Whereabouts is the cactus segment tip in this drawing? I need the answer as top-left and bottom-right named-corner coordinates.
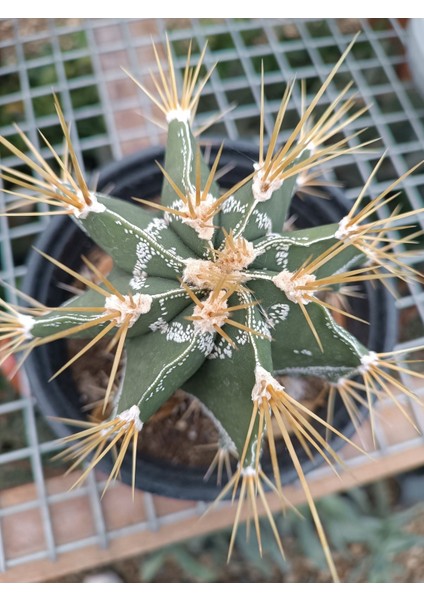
top-left (104, 293), bottom-right (152, 327)
top-left (255, 36), bottom-right (374, 204)
top-left (333, 346), bottom-right (424, 446)
top-left (53, 405), bottom-right (143, 496)
top-left (182, 231), bottom-right (256, 291)
top-left (0, 100), bottom-right (93, 217)
top-left (123, 37), bottom-right (214, 125)
top-left (208, 463), bottom-right (285, 563)
top-left (0, 306), bottom-right (36, 370)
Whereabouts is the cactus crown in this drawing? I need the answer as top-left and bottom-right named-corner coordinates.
top-left (1, 35), bottom-right (424, 582)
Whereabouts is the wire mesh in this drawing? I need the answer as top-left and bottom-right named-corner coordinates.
top-left (0, 18), bottom-right (423, 580)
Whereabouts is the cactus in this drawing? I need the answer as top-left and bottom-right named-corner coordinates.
top-left (1, 36), bottom-right (424, 582)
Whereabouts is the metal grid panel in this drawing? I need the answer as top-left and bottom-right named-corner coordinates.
top-left (0, 18), bottom-right (423, 579)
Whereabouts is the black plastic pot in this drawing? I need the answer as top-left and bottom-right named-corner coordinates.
top-left (23, 142), bottom-right (398, 501)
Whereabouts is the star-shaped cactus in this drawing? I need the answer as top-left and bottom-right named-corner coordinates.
top-left (1, 36), bottom-right (424, 582)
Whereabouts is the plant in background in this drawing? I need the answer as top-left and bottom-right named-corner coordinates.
top-left (281, 481), bottom-right (424, 582)
top-left (138, 481), bottom-right (424, 583)
top-left (0, 35), bottom-right (423, 582)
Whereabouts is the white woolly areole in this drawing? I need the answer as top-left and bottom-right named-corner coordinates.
top-left (117, 405), bottom-right (143, 432)
top-left (335, 216), bottom-right (360, 240)
top-left (359, 351), bottom-right (379, 374)
top-left (166, 107), bottom-right (191, 123)
top-left (252, 162), bottom-right (284, 202)
top-left (307, 140), bottom-right (316, 152)
top-left (183, 236), bottom-right (256, 290)
top-left (18, 314), bottom-right (35, 339)
top-left (192, 291), bottom-right (229, 334)
top-left (241, 465), bottom-right (258, 477)
top-left (299, 139), bottom-right (316, 156)
top-left (72, 191), bottom-right (106, 220)
top-left (251, 365), bottom-right (284, 406)
top-left (182, 258), bottom-right (221, 288)
top-left (182, 192), bottom-right (216, 240)
top-left (272, 270), bottom-right (316, 304)
top-left (295, 170), bottom-right (308, 188)
top-left (104, 293), bottom-right (152, 327)
top-left (219, 236), bottom-right (257, 271)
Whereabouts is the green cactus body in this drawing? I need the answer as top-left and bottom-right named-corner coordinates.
top-left (30, 272), bottom-right (191, 340)
top-left (251, 224), bottom-right (363, 276)
top-left (23, 109), bottom-right (373, 468)
top-left (77, 194), bottom-right (194, 277)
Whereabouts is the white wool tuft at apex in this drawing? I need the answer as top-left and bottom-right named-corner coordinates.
top-left (166, 107), bottom-right (191, 123)
top-left (117, 405), bottom-right (143, 431)
top-left (18, 313), bottom-right (36, 339)
top-left (272, 269), bottom-right (316, 304)
top-left (335, 216), bottom-right (360, 240)
top-left (73, 191), bottom-right (106, 220)
top-left (104, 293), bottom-right (152, 327)
top-left (192, 291), bottom-right (229, 334)
top-left (358, 351), bottom-right (379, 374)
top-left (241, 465), bottom-right (258, 477)
top-left (182, 192), bottom-right (216, 240)
top-left (182, 258), bottom-right (221, 288)
top-left (251, 365), bottom-right (283, 405)
top-left (252, 162), bottom-right (284, 202)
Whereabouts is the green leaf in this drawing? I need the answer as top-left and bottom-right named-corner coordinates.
top-left (173, 548), bottom-right (218, 582)
top-left (235, 525), bottom-right (277, 577)
top-left (140, 551), bottom-right (167, 582)
top-left (294, 513), bottom-right (329, 570)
